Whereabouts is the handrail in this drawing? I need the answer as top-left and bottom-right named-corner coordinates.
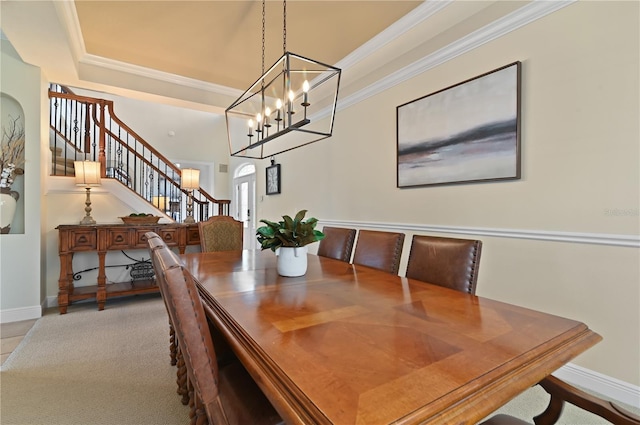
top-left (48, 84), bottom-right (230, 219)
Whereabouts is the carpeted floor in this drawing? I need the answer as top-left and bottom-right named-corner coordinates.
top-left (0, 294), bottom-right (636, 424)
top-left (0, 294), bottom-right (188, 425)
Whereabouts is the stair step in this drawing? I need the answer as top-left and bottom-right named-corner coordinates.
top-left (51, 163), bottom-right (75, 176)
top-left (52, 156), bottom-right (75, 167)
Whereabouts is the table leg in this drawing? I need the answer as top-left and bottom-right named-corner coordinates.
top-left (97, 250), bottom-right (107, 310)
top-left (57, 252), bottom-right (72, 314)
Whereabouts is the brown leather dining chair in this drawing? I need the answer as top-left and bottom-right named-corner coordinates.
top-left (198, 215), bottom-right (244, 252)
top-left (160, 263), bottom-right (283, 425)
top-left (146, 232), bottom-right (190, 405)
top-left (145, 232), bottom-right (177, 365)
top-left (352, 230), bottom-right (405, 274)
top-left (481, 374), bottom-right (640, 425)
top-left (405, 235), bottom-right (482, 294)
top-left (316, 226), bottom-right (357, 262)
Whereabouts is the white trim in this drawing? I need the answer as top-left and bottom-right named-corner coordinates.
top-left (46, 295), bottom-right (59, 309)
top-left (53, 0), bottom-right (86, 64)
top-left (336, 0), bottom-right (576, 114)
top-left (55, 1), bottom-right (242, 98)
top-left (81, 54), bottom-right (243, 98)
top-left (318, 219), bottom-right (639, 248)
top-left (335, 0), bottom-right (452, 71)
top-left (57, 0), bottom-right (574, 116)
top-left (555, 363), bottom-right (640, 408)
top-left (0, 305), bottom-right (42, 323)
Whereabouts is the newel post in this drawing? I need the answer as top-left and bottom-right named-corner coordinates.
top-left (98, 100), bottom-right (107, 178)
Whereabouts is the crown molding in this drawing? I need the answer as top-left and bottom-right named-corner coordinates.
top-left (55, 0), bottom-right (575, 113)
top-left (80, 53), bottom-right (243, 97)
top-left (53, 0), bottom-right (85, 65)
top-left (337, 0), bottom-right (576, 113)
top-left (335, 0), bottom-right (452, 71)
top-left (53, 0), bottom-right (241, 98)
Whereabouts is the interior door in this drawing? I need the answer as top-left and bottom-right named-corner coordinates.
top-left (233, 174), bottom-right (256, 249)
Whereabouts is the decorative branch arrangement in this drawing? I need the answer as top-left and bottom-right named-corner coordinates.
top-left (0, 115), bottom-right (25, 190)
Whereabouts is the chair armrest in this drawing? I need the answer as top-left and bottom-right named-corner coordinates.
top-left (534, 375), bottom-right (640, 425)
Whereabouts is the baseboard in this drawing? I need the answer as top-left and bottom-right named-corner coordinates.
top-left (555, 363), bottom-right (640, 408)
top-left (0, 305), bottom-right (42, 323)
top-left (46, 295), bottom-right (59, 308)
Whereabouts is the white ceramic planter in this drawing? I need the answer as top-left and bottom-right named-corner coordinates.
top-left (276, 246), bottom-right (308, 277)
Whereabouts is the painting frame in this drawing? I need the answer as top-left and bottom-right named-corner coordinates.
top-left (266, 163), bottom-right (281, 195)
top-left (396, 61), bottom-right (521, 188)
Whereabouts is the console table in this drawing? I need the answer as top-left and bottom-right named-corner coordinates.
top-left (56, 223), bottom-right (200, 314)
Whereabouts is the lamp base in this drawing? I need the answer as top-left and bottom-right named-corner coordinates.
top-left (80, 216), bottom-right (96, 225)
top-left (80, 187), bottom-right (96, 225)
top-left (183, 216), bottom-right (195, 224)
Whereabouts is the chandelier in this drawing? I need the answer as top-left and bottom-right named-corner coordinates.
top-left (226, 0), bottom-right (341, 159)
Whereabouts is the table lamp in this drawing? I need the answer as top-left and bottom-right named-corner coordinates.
top-left (74, 160), bottom-right (101, 225)
top-left (180, 168), bottom-right (200, 223)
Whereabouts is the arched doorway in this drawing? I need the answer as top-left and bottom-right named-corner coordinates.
top-left (233, 163), bottom-right (256, 249)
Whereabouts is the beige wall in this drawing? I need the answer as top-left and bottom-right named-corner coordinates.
top-left (1, 0), bottom-right (637, 396)
top-left (254, 1), bottom-right (640, 386)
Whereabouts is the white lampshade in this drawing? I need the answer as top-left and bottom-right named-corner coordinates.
top-left (74, 161), bottom-right (101, 187)
top-left (181, 168), bottom-right (200, 190)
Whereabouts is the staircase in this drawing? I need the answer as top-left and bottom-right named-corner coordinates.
top-left (48, 84), bottom-right (229, 220)
top-left (50, 146), bottom-right (75, 176)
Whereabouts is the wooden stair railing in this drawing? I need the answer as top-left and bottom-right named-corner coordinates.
top-left (48, 84), bottom-right (230, 219)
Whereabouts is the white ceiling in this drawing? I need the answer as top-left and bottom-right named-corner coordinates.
top-left (1, 1), bottom-right (539, 114)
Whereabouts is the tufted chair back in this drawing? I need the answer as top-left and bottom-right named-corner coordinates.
top-left (198, 216), bottom-right (244, 252)
top-left (317, 226), bottom-right (357, 262)
top-left (405, 235), bottom-right (482, 294)
top-left (352, 230), bottom-right (405, 274)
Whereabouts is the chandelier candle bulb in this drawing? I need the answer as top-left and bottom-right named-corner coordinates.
top-left (256, 113), bottom-right (262, 136)
top-left (264, 107), bottom-right (271, 127)
top-left (302, 80), bottom-right (310, 106)
top-left (288, 90), bottom-right (296, 117)
top-left (275, 99), bottom-right (283, 130)
top-left (248, 119), bottom-right (254, 140)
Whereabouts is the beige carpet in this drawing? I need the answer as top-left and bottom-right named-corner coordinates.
top-left (1, 294), bottom-right (636, 424)
top-left (0, 294), bottom-right (188, 425)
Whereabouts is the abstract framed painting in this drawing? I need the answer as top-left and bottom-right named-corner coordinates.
top-left (397, 61), bottom-right (521, 188)
top-left (266, 163), bottom-right (281, 195)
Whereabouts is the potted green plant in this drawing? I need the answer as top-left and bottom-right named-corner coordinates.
top-left (256, 209), bottom-right (325, 277)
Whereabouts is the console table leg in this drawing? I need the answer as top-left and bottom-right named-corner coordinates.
top-left (57, 252), bottom-right (72, 314)
top-left (97, 251), bottom-right (107, 311)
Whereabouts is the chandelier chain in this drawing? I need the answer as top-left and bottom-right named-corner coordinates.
top-left (283, 0), bottom-right (287, 53)
top-left (261, 0), bottom-right (266, 76)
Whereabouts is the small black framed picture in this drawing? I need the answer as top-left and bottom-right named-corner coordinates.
top-left (266, 163), bottom-right (281, 195)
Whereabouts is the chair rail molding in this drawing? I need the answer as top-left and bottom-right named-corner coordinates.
top-left (319, 220), bottom-right (639, 248)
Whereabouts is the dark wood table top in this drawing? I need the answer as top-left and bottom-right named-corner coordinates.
top-left (181, 250), bottom-right (601, 425)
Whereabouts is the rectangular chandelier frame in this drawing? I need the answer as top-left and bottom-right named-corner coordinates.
top-left (226, 51), bottom-right (341, 159)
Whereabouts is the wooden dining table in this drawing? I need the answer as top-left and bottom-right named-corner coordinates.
top-left (181, 249), bottom-right (601, 425)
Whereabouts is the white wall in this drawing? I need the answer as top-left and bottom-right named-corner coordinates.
top-left (0, 49), bottom-right (44, 321)
top-left (254, 1), bottom-right (640, 388)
